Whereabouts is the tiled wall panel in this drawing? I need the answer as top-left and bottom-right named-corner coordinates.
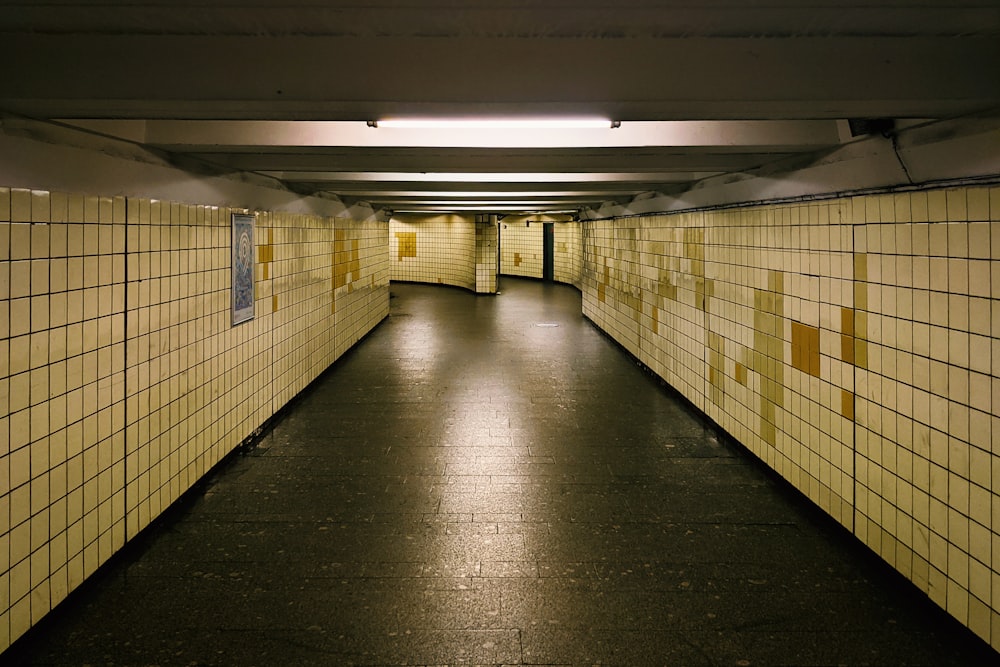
top-left (124, 198), bottom-right (265, 541)
top-left (1, 188), bottom-right (389, 651)
top-left (553, 223), bottom-right (582, 288)
top-left (500, 220), bottom-right (543, 278)
top-left (581, 185), bottom-right (1000, 649)
top-left (498, 220), bottom-right (582, 287)
top-left (851, 188), bottom-right (997, 638)
top-left (390, 218), bottom-right (476, 290)
top-left (332, 220), bottom-right (391, 359)
top-left (475, 221), bottom-right (498, 294)
top-left (0, 190), bottom-right (128, 648)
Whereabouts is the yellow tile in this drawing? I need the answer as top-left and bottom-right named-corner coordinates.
top-left (0, 186), bottom-right (10, 222)
top-left (947, 189), bottom-right (969, 222)
top-left (0, 299), bottom-right (8, 341)
top-left (49, 223), bottom-right (68, 259)
top-left (968, 222), bottom-right (990, 260)
top-left (968, 261), bottom-right (990, 299)
top-left (113, 197), bottom-right (126, 224)
top-left (853, 254), bottom-right (868, 282)
top-left (854, 282), bottom-right (868, 311)
top-left (968, 188), bottom-right (990, 222)
top-left (11, 189), bottom-right (32, 222)
top-left (928, 224), bottom-right (948, 257)
top-left (949, 330), bottom-right (970, 369)
top-left (910, 223), bottom-right (929, 256)
top-left (928, 190), bottom-right (948, 223)
top-left (906, 192), bottom-right (928, 224)
top-left (0, 223), bottom-right (9, 261)
top-left (31, 260), bottom-right (49, 295)
top-left (893, 193), bottom-right (912, 223)
top-left (97, 224), bottom-right (114, 255)
top-left (64, 193), bottom-right (83, 222)
top-left (949, 259), bottom-right (969, 295)
top-left (969, 297), bottom-right (991, 336)
top-left (99, 196), bottom-right (114, 224)
top-left (29, 225), bottom-right (49, 259)
top-left (31, 190), bottom-right (50, 223)
top-left (10, 223), bottom-right (32, 261)
top-left (84, 224), bottom-right (101, 257)
top-left (10, 299), bottom-right (31, 338)
top-left (948, 223), bottom-right (969, 258)
top-left (10, 404), bottom-right (30, 450)
top-left (84, 196), bottom-right (100, 224)
top-left (65, 224), bottom-right (83, 257)
top-left (10, 261), bottom-right (31, 299)
top-left (854, 338), bottom-right (869, 369)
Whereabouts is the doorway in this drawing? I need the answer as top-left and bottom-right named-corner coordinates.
top-left (542, 222), bottom-right (554, 282)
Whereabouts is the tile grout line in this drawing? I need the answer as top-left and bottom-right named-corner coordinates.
top-left (851, 228), bottom-right (858, 537)
top-left (122, 197), bottom-right (130, 542)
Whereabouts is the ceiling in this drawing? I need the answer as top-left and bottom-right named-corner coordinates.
top-left (2, 1), bottom-right (999, 215)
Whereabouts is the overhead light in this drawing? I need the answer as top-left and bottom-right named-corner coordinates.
top-left (318, 172), bottom-right (655, 183)
top-left (373, 200), bottom-right (603, 207)
top-left (370, 118), bottom-right (618, 130)
top-left (391, 205), bottom-right (571, 212)
top-left (269, 171), bottom-right (711, 183)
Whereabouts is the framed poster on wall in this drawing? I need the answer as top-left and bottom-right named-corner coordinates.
top-left (232, 213), bottom-right (255, 325)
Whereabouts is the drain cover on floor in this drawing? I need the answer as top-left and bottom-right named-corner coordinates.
top-left (536, 323), bottom-right (560, 327)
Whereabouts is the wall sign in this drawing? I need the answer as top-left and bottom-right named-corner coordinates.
top-left (232, 213), bottom-right (255, 325)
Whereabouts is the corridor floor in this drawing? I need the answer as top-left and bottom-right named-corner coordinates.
top-left (6, 279), bottom-right (997, 666)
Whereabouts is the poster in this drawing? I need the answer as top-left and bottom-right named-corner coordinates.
top-left (232, 213), bottom-right (255, 325)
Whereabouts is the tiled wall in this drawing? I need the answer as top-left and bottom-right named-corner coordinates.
top-left (497, 220), bottom-right (582, 287)
top-left (0, 187), bottom-right (390, 651)
top-left (499, 220), bottom-right (543, 278)
top-left (390, 217), bottom-right (476, 290)
top-left (475, 221), bottom-right (498, 294)
top-left (581, 184), bottom-right (1000, 649)
top-left (553, 222), bottom-right (582, 288)
top-left (331, 221), bottom-right (391, 358)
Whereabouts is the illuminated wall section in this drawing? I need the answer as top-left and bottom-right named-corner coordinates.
top-left (0, 187), bottom-right (390, 651)
top-left (331, 220), bottom-right (391, 357)
top-left (581, 184), bottom-right (1000, 649)
top-left (125, 198), bottom-right (270, 540)
top-left (553, 222), bottom-right (582, 288)
top-left (0, 191), bottom-right (129, 649)
top-left (499, 218), bottom-right (583, 288)
top-left (475, 220), bottom-right (498, 294)
top-left (389, 216), bottom-right (476, 290)
top-left (500, 219), bottom-right (543, 278)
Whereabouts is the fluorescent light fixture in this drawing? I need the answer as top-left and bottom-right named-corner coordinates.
top-left (376, 200), bottom-right (602, 207)
top-left (266, 172), bottom-right (714, 183)
top-left (343, 191), bottom-right (621, 198)
top-left (333, 172), bottom-right (650, 183)
top-left (392, 205), bottom-right (571, 212)
top-left (371, 118), bottom-right (617, 129)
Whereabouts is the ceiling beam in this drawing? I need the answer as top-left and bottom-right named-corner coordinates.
top-left (183, 150), bottom-right (803, 173)
top-left (5, 35), bottom-right (998, 120)
top-left (62, 119), bottom-right (844, 150)
top-left (3, 2), bottom-right (998, 40)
